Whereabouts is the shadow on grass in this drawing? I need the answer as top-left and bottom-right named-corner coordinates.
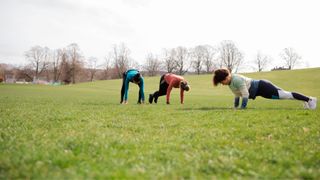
top-left (81, 102), bottom-right (115, 106)
top-left (253, 107), bottom-right (308, 111)
top-left (179, 107), bottom-right (233, 111)
top-left (179, 106), bottom-right (306, 111)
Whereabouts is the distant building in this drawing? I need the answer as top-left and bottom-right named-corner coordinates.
top-left (5, 74), bottom-right (16, 83)
top-left (271, 66), bottom-right (289, 71)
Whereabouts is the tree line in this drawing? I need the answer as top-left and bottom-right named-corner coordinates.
top-left (0, 40), bottom-right (302, 84)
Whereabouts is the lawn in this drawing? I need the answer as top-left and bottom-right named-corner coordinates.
top-left (0, 68), bottom-right (319, 179)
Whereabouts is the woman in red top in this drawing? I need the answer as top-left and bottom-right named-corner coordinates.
top-left (149, 73), bottom-right (190, 104)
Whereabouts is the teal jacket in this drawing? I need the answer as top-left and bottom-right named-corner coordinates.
top-left (123, 70), bottom-right (145, 101)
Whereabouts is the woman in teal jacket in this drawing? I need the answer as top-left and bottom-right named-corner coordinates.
top-left (120, 69), bottom-right (145, 104)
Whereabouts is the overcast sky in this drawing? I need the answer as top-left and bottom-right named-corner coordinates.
top-left (1, 0), bottom-right (319, 70)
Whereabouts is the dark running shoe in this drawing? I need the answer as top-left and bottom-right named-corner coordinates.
top-left (149, 94), bottom-right (153, 104)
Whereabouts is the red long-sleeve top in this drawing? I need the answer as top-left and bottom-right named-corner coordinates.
top-left (164, 73), bottom-right (186, 104)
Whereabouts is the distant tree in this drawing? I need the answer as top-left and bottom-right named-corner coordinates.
top-left (162, 48), bottom-right (177, 73)
top-left (190, 45), bottom-right (216, 74)
top-left (51, 49), bottom-right (64, 83)
top-left (87, 57), bottom-right (98, 81)
top-left (60, 51), bottom-right (72, 84)
top-left (202, 45), bottom-right (216, 73)
top-left (102, 55), bottom-right (112, 80)
top-left (24, 46), bottom-right (49, 81)
top-left (144, 53), bottom-right (161, 76)
top-left (174, 46), bottom-right (189, 75)
top-left (17, 65), bottom-right (33, 82)
top-left (42, 47), bottom-right (51, 81)
top-left (67, 43), bottom-right (83, 84)
top-left (253, 51), bottom-right (272, 72)
top-left (218, 40), bottom-right (243, 72)
top-left (280, 47), bottom-right (301, 70)
top-left (129, 59), bottom-right (141, 71)
top-left (191, 45), bottom-right (206, 75)
top-left (0, 64), bottom-right (5, 82)
top-left (111, 43), bottom-right (131, 78)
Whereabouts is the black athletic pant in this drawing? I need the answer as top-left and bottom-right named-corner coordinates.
top-left (137, 83), bottom-right (142, 103)
top-left (255, 80), bottom-right (280, 99)
top-left (120, 72), bottom-right (126, 103)
top-left (152, 74), bottom-right (169, 103)
top-left (255, 80), bottom-right (309, 101)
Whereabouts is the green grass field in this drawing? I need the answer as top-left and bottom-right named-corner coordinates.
top-left (1, 68), bottom-right (319, 179)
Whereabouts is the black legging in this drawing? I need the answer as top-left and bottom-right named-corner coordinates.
top-left (255, 80), bottom-right (280, 99)
top-left (256, 80), bottom-right (309, 101)
top-left (152, 75), bottom-right (169, 102)
top-left (120, 72), bottom-right (127, 103)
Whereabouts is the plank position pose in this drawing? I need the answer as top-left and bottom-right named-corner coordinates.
top-left (149, 73), bottom-right (190, 104)
top-left (213, 68), bottom-right (317, 109)
top-left (120, 69), bottom-right (145, 104)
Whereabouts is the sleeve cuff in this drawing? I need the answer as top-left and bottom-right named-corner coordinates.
top-left (241, 97), bottom-right (248, 109)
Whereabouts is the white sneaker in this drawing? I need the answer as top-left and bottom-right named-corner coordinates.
top-left (307, 97), bottom-right (317, 110)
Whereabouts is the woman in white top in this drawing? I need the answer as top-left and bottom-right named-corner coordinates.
top-left (213, 68), bottom-right (317, 110)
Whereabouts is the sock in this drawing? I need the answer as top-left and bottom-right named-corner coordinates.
top-left (278, 90), bottom-right (293, 99)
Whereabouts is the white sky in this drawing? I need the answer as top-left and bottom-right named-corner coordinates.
top-left (0, 0), bottom-right (319, 70)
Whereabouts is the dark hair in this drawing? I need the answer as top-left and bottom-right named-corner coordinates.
top-left (180, 81), bottom-right (190, 91)
top-left (213, 68), bottom-right (230, 86)
top-left (133, 73), bottom-right (141, 83)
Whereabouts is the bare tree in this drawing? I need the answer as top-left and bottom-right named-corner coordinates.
top-left (218, 40), bottom-right (243, 72)
top-left (24, 46), bottom-right (49, 81)
top-left (144, 53), bottom-right (161, 76)
top-left (42, 47), bottom-right (51, 81)
top-left (163, 48), bottom-right (177, 73)
top-left (0, 64), bottom-right (4, 82)
top-left (51, 49), bottom-right (64, 83)
top-left (280, 47), bottom-right (301, 70)
top-left (174, 46), bottom-right (189, 75)
top-left (129, 59), bottom-right (141, 71)
top-left (87, 57), bottom-right (98, 81)
top-left (253, 51), bottom-right (272, 72)
top-left (60, 49), bottom-right (72, 84)
top-left (102, 55), bottom-right (112, 80)
top-left (111, 43), bottom-right (131, 78)
top-left (191, 45), bottom-right (205, 75)
top-left (67, 43), bottom-right (83, 84)
top-left (188, 45), bottom-right (216, 74)
top-left (17, 65), bottom-right (34, 82)
top-left (203, 45), bottom-right (216, 73)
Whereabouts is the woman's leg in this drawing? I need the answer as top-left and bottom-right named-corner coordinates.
top-left (152, 75), bottom-right (168, 103)
top-left (149, 75), bottom-right (164, 103)
top-left (256, 80), bottom-right (310, 101)
top-left (120, 72), bottom-right (126, 103)
top-left (256, 80), bottom-right (317, 109)
top-left (138, 82), bottom-right (142, 103)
